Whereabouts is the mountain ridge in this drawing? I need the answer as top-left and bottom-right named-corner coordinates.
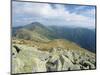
top-left (12, 22), bottom-right (96, 52)
top-left (12, 22), bottom-right (96, 74)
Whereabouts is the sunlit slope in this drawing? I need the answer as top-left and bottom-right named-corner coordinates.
top-left (36, 39), bottom-right (88, 51)
top-left (12, 22), bottom-right (96, 74)
top-left (13, 22), bottom-right (57, 42)
top-left (12, 39), bottom-right (95, 74)
top-left (13, 22), bottom-right (95, 52)
top-left (14, 28), bottom-right (50, 42)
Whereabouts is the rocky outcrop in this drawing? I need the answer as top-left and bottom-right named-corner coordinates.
top-left (12, 44), bottom-right (96, 74)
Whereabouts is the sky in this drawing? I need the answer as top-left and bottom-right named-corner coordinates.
top-left (12, 1), bottom-right (96, 28)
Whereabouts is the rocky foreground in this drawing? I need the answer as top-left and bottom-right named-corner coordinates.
top-left (12, 40), bottom-right (96, 74)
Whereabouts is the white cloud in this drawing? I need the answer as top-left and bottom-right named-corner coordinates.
top-left (13, 2), bottom-right (95, 28)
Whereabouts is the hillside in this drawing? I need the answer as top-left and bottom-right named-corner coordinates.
top-left (12, 22), bottom-right (96, 74)
top-left (12, 39), bottom-right (95, 74)
top-left (12, 22), bottom-right (96, 52)
top-left (49, 26), bottom-right (96, 52)
top-left (13, 22), bottom-right (57, 40)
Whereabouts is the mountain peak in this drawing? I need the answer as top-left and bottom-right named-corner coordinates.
top-left (30, 22), bottom-right (44, 27)
top-left (24, 22), bottom-right (45, 30)
top-left (30, 22), bottom-right (42, 25)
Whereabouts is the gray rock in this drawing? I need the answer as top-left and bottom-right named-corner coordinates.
top-left (61, 55), bottom-right (74, 71)
top-left (12, 44), bottom-right (96, 73)
top-left (70, 64), bottom-right (81, 70)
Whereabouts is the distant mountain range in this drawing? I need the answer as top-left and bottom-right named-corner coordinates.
top-left (12, 22), bottom-right (96, 52)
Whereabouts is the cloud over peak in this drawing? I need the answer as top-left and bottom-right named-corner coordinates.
top-left (12, 1), bottom-right (96, 28)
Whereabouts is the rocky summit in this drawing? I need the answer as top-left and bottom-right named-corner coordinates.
top-left (12, 22), bottom-right (96, 74)
top-left (12, 39), bottom-right (95, 74)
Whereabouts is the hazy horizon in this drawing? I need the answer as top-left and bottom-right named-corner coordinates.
top-left (12, 1), bottom-right (96, 29)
